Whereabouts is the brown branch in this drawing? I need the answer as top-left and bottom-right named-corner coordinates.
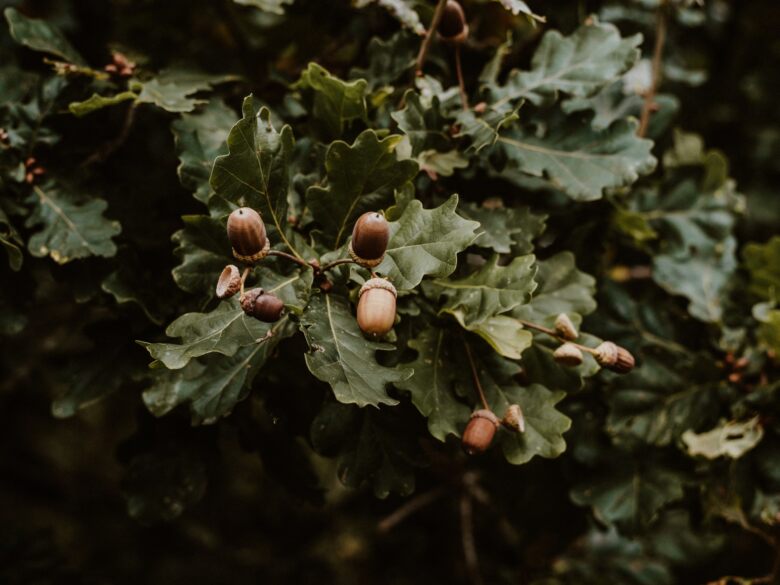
top-left (460, 493), bottom-right (484, 585)
top-left (377, 486), bottom-right (447, 534)
top-left (463, 340), bottom-right (490, 410)
top-left (637, 0), bottom-right (668, 137)
top-left (81, 102), bottom-right (138, 167)
top-left (415, 0), bottom-right (449, 76)
top-left (267, 249), bottom-right (311, 270)
top-left (516, 319), bottom-right (600, 357)
top-left (320, 258), bottom-right (356, 273)
top-left (454, 44), bottom-right (469, 111)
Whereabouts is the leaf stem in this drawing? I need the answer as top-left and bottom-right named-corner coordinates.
top-left (454, 44), bottom-right (469, 111)
top-left (516, 319), bottom-right (599, 356)
top-left (415, 0), bottom-right (449, 76)
top-left (321, 258), bottom-right (357, 273)
top-left (463, 340), bottom-right (490, 411)
top-left (637, 0), bottom-right (668, 137)
top-left (267, 249), bottom-right (310, 269)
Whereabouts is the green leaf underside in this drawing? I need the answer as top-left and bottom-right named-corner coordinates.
top-left (306, 130), bottom-right (418, 247)
top-left (300, 294), bottom-right (411, 407)
top-left (137, 70), bottom-right (237, 113)
top-left (295, 62), bottom-right (369, 137)
top-left (395, 328), bottom-right (470, 441)
top-left (26, 184), bottom-right (120, 263)
top-left (4, 7), bottom-right (86, 65)
top-left (210, 96), bottom-right (296, 250)
top-left (377, 195), bottom-right (480, 290)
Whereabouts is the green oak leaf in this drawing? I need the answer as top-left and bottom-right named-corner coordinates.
top-left (102, 262), bottom-right (170, 326)
top-left (489, 19), bottom-right (641, 109)
top-left (395, 327), bottom-right (470, 440)
top-left (25, 183), bottom-right (121, 264)
top-left (455, 106), bottom-right (519, 153)
top-left (571, 458), bottom-right (686, 530)
top-left (0, 207), bottom-right (23, 271)
top-left (233, 0), bottom-right (294, 14)
top-left (4, 7), bottom-right (86, 65)
top-left (460, 200), bottom-right (547, 255)
top-left (68, 91), bottom-right (137, 117)
top-left (306, 130), bottom-right (418, 247)
top-left (377, 195), bottom-right (480, 290)
top-left (210, 95), bottom-right (296, 248)
top-left (429, 254), bottom-right (537, 325)
top-left (513, 252), bottom-right (597, 328)
top-left (172, 99), bottom-right (234, 204)
top-left (756, 306), bottom-right (780, 356)
top-left (294, 62), bottom-right (368, 137)
top-left (496, 117), bottom-right (656, 201)
top-left (743, 236), bottom-right (780, 302)
top-left (350, 30), bottom-right (418, 91)
top-left (354, 0), bottom-right (424, 35)
top-left (137, 70), bottom-right (237, 113)
top-left (300, 294), bottom-right (412, 407)
top-left (682, 417), bottom-right (764, 460)
top-left (142, 319), bottom-right (295, 424)
top-left (456, 314), bottom-right (532, 360)
top-left (392, 90), bottom-right (450, 156)
top-left (489, 0), bottom-right (544, 21)
top-left (141, 269), bottom-right (310, 369)
top-left (311, 402), bottom-right (423, 498)
top-left (171, 215), bottom-right (233, 298)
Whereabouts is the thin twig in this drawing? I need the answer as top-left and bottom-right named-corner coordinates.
top-left (81, 102), bottom-right (138, 167)
top-left (377, 486), bottom-right (447, 533)
top-left (637, 0), bottom-right (668, 137)
top-left (463, 340), bottom-right (490, 410)
top-left (267, 249), bottom-right (311, 270)
top-left (240, 267), bottom-right (250, 296)
top-left (460, 493), bottom-right (484, 585)
top-left (454, 44), bottom-right (469, 111)
top-left (415, 0), bottom-right (449, 76)
top-left (516, 319), bottom-right (599, 356)
top-left (320, 258), bottom-right (356, 273)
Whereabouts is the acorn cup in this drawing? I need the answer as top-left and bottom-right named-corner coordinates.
top-left (554, 313), bottom-right (579, 340)
top-left (554, 342), bottom-right (584, 367)
top-left (437, 0), bottom-right (468, 44)
top-left (462, 409), bottom-right (500, 455)
top-left (349, 212), bottom-right (389, 268)
top-left (502, 404), bottom-right (525, 433)
top-left (356, 278), bottom-right (397, 337)
top-left (216, 265), bottom-right (241, 299)
top-left (227, 207), bottom-right (270, 264)
top-left (594, 341), bottom-right (636, 374)
top-left (240, 288), bottom-right (284, 322)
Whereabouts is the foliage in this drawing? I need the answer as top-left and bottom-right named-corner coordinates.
top-left (1, 1), bottom-right (779, 584)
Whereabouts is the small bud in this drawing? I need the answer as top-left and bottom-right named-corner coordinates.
top-left (554, 313), bottom-right (578, 340)
top-left (349, 212), bottom-right (389, 268)
top-left (554, 343), bottom-right (584, 367)
top-left (594, 341), bottom-right (636, 374)
top-left (437, 0), bottom-right (468, 44)
top-left (462, 410), bottom-right (499, 455)
top-left (357, 278), bottom-right (397, 337)
top-left (240, 288), bottom-right (284, 322)
top-left (227, 207), bottom-right (268, 263)
top-left (502, 404), bottom-right (525, 433)
top-left (216, 265), bottom-right (241, 299)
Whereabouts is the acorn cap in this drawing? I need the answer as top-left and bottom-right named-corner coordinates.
top-left (216, 265), bottom-right (241, 299)
top-left (462, 409), bottom-right (499, 455)
top-left (228, 207), bottom-right (268, 262)
top-left (554, 313), bottom-right (579, 340)
top-left (359, 277), bottom-right (397, 299)
top-left (437, 0), bottom-right (468, 43)
top-left (594, 341), bottom-right (636, 374)
top-left (502, 404), bottom-right (525, 433)
top-left (554, 343), bottom-right (584, 367)
top-left (351, 212), bottom-right (389, 261)
top-left (240, 288), bottom-right (264, 315)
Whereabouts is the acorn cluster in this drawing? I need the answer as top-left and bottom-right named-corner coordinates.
top-left (215, 205), bottom-right (398, 337)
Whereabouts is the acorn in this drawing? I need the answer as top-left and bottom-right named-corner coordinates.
top-left (349, 212), bottom-right (389, 268)
top-left (240, 288), bottom-right (284, 322)
top-left (502, 404), bottom-right (525, 433)
top-left (594, 341), bottom-right (636, 374)
top-left (357, 278), bottom-right (397, 337)
top-left (227, 207), bottom-right (269, 263)
top-left (554, 313), bottom-right (578, 340)
top-left (554, 343), bottom-right (584, 367)
top-left (437, 0), bottom-right (468, 44)
top-left (462, 409), bottom-right (499, 455)
top-left (216, 265), bottom-right (241, 299)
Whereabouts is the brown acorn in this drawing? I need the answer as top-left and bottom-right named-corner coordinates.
top-left (462, 409), bottom-right (499, 455)
top-left (351, 212), bottom-right (389, 260)
top-left (357, 278), bottom-right (397, 337)
top-left (554, 313), bottom-right (579, 340)
top-left (240, 288), bottom-right (284, 322)
top-left (216, 265), bottom-right (241, 299)
top-left (594, 341), bottom-right (636, 374)
top-left (437, 0), bottom-right (468, 44)
top-left (553, 343), bottom-right (584, 367)
top-left (227, 207), bottom-right (268, 263)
